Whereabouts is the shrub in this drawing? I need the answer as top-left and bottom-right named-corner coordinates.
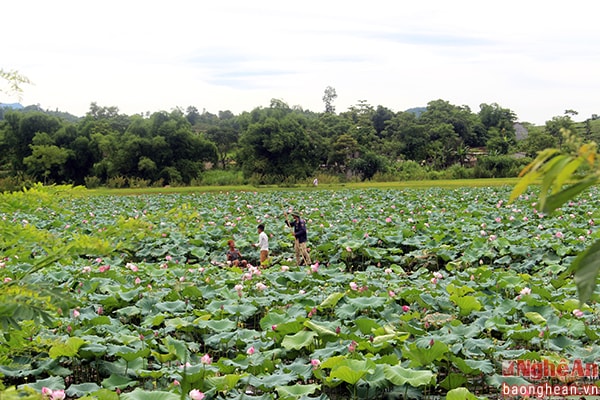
top-left (197, 170), bottom-right (245, 186)
top-left (443, 164), bottom-right (475, 179)
top-left (311, 173), bottom-right (340, 185)
top-left (391, 160), bottom-right (430, 181)
top-left (128, 177), bottom-right (150, 188)
top-left (84, 176), bottom-right (101, 189)
top-left (106, 175), bottom-right (128, 188)
top-left (473, 155), bottom-right (531, 178)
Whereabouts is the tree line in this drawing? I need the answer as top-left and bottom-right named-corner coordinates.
top-left (0, 92), bottom-right (597, 190)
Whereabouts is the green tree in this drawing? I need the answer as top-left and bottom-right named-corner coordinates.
top-left (328, 134), bottom-right (360, 172)
top-left (381, 112), bottom-right (428, 161)
top-left (545, 115), bottom-right (574, 149)
top-left (2, 111), bottom-right (62, 173)
top-left (421, 99), bottom-right (481, 148)
top-left (237, 109), bottom-right (320, 182)
top-left (23, 144), bottom-right (71, 183)
top-left (372, 105), bottom-right (394, 137)
top-left (518, 125), bottom-right (557, 157)
top-left (349, 151), bottom-right (387, 180)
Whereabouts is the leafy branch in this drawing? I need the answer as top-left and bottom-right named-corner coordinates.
top-left (510, 129), bottom-right (600, 304)
top-left (0, 68), bottom-right (32, 99)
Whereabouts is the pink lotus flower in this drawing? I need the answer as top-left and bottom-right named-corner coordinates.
top-left (200, 353), bottom-right (212, 365)
top-left (281, 265), bottom-right (290, 272)
top-left (51, 390), bottom-right (65, 400)
top-left (271, 324), bottom-right (277, 331)
top-left (402, 305), bottom-right (410, 312)
top-left (385, 217), bottom-right (392, 223)
top-left (98, 265), bottom-right (110, 273)
top-left (82, 266), bottom-right (91, 273)
top-left (135, 277), bottom-right (142, 285)
top-left (173, 379), bottom-right (180, 386)
top-left (310, 263), bottom-right (319, 273)
top-left (311, 359), bottom-right (321, 368)
top-left (349, 282), bottom-right (358, 291)
top-left (346, 246), bottom-right (352, 252)
top-left (247, 346), bottom-right (255, 355)
top-left (97, 306), bottom-right (103, 315)
top-left (127, 263), bottom-right (139, 272)
top-left (255, 282), bottom-right (267, 291)
top-left (555, 232), bottom-right (564, 238)
top-left (388, 290), bottom-right (396, 297)
top-left (520, 287), bottom-right (531, 296)
top-left (348, 340), bottom-right (357, 352)
top-left (573, 309), bottom-right (584, 318)
top-left (42, 387), bottom-right (53, 396)
top-left (189, 389), bottom-right (205, 400)
top-left (384, 268), bottom-right (392, 274)
top-left (73, 309), bottom-right (80, 318)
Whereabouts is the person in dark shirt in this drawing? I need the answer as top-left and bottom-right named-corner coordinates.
top-left (284, 211), bottom-right (312, 266)
top-left (226, 239), bottom-right (245, 267)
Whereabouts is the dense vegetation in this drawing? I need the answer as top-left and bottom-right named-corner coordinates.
top-left (1, 96), bottom-right (599, 192)
top-left (2, 184), bottom-right (599, 399)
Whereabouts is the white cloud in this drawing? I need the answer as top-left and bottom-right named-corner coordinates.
top-left (2, 0), bottom-right (599, 123)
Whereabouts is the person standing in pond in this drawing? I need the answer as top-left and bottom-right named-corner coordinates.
top-left (226, 239), bottom-right (245, 266)
top-left (253, 224), bottom-right (269, 266)
top-left (284, 211), bottom-right (311, 266)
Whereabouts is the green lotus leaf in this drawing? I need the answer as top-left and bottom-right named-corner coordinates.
top-left (196, 319), bottom-right (237, 332)
top-left (524, 312), bottom-right (546, 325)
top-left (281, 330), bottom-right (318, 350)
top-left (102, 373), bottom-right (138, 390)
top-left (49, 336), bottom-right (86, 358)
top-left (120, 388), bottom-right (180, 400)
top-left (383, 365), bottom-right (436, 387)
top-left (303, 320), bottom-right (337, 338)
top-left (66, 383), bottom-right (101, 398)
top-left (275, 383), bottom-right (320, 399)
top-left (205, 373), bottom-right (246, 392)
top-left (446, 387), bottom-right (479, 400)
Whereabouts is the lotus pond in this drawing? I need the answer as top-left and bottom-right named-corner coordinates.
top-left (1, 184), bottom-right (599, 399)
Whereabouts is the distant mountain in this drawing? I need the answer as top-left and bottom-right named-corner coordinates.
top-left (0, 102), bottom-right (24, 109)
top-left (405, 106), bottom-right (427, 117)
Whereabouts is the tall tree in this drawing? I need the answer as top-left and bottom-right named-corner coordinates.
top-left (322, 86), bottom-right (338, 114)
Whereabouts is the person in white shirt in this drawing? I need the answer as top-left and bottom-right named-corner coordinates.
top-left (254, 224), bottom-right (269, 266)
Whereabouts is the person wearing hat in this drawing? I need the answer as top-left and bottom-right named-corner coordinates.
top-left (284, 211), bottom-right (311, 266)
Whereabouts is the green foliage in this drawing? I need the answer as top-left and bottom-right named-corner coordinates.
top-left (474, 155), bottom-right (530, 178)
top-left (5, 96), bottom-right (599, 189)
top-left (511, 130), bottom-right (600, 305)
top-left (1, 184), bottom-right (599, 398)
top-left (84, 175), bottom-right (101, 189)
top-left (106, 175), bottom-right (128, 188)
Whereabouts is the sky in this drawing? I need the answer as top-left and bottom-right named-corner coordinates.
top-left (2, 0), bottom-right (599, 125)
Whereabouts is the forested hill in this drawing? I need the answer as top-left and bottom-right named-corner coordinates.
top-left (0, 98), bottom-right (598, 191)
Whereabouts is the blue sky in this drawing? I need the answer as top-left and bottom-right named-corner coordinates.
top-left (2, 0), bottom-right (599, 124)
